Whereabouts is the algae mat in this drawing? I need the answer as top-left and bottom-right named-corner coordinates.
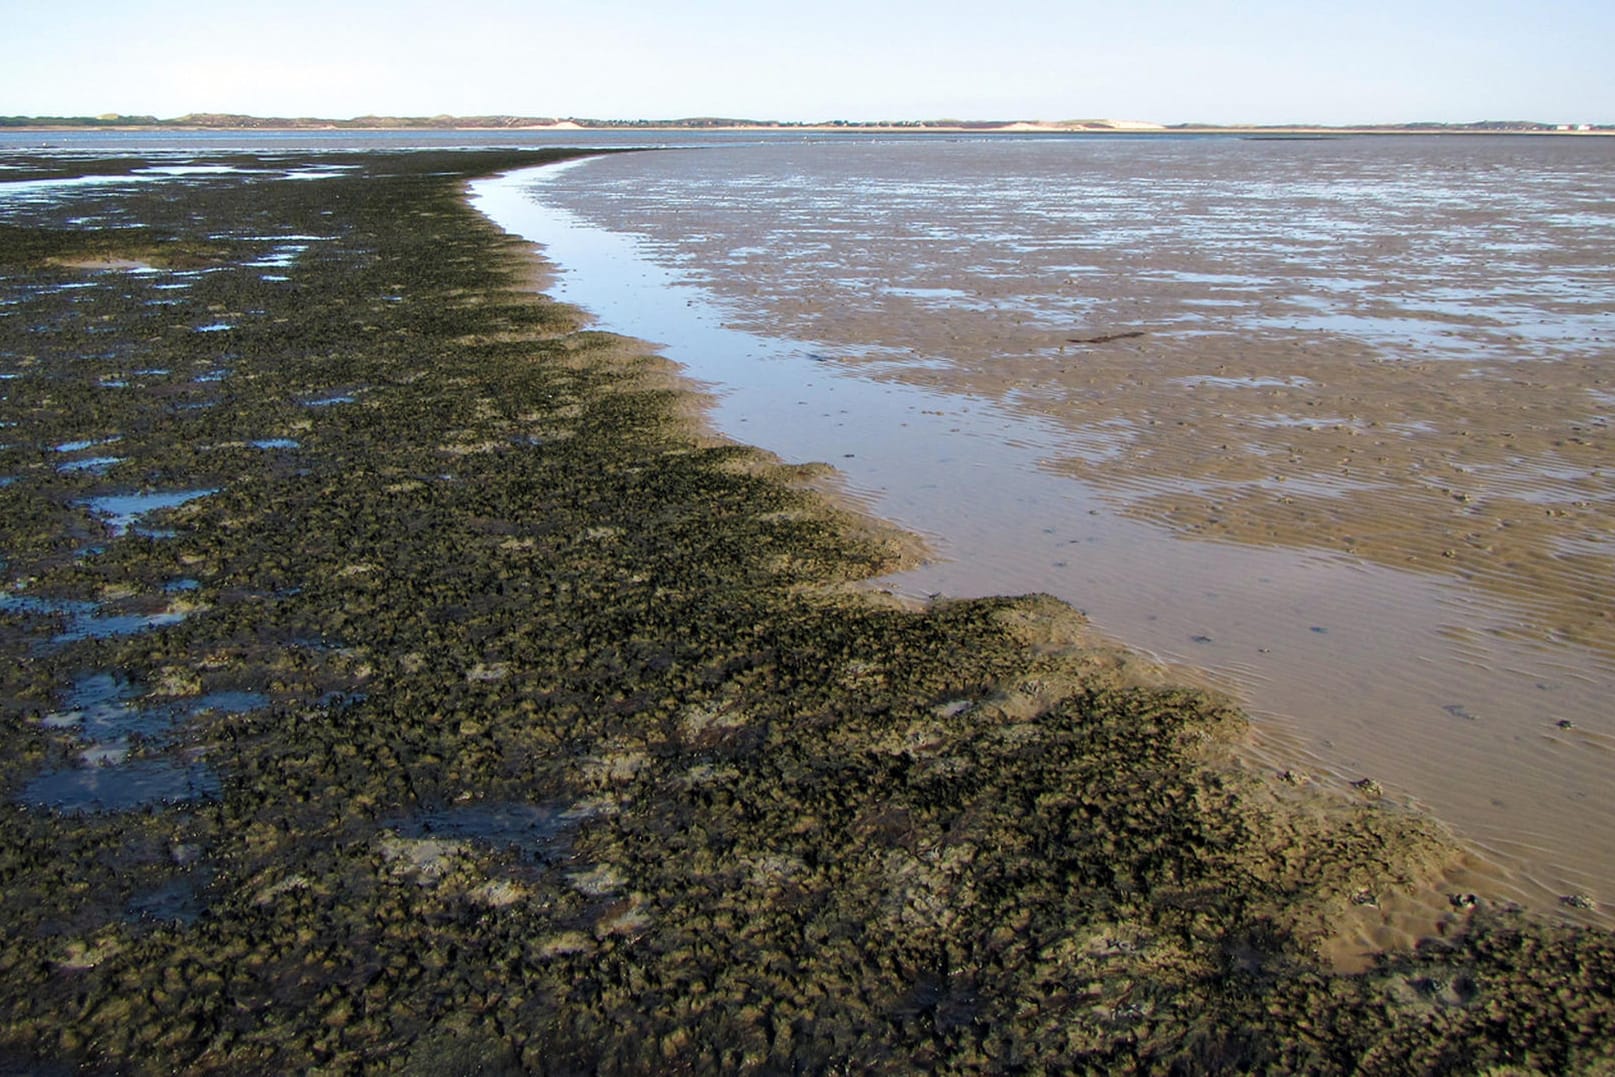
top-left (1, 149), bottom-right (1612, 1073)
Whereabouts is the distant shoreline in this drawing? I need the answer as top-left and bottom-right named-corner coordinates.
top-left (3, 115), bottom-right (1610, 136)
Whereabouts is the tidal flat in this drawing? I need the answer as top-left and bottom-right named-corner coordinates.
top-left (1, 147), bottom-right (1612, 1073)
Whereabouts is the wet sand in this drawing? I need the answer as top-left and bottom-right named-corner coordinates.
top-left (489, 135), bottom-right (1615, 920)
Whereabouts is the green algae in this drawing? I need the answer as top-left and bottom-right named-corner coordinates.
top-left (0, 148), bottom-right (1611, 1074)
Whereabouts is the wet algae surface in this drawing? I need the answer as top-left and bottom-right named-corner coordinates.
top-left (1, 148), bottom-right (1612, 1074)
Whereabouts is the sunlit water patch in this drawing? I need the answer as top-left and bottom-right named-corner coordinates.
top-left (19, 757), bottom-right (220, 813)
top-left (79, 488), bottom-right (217, 537)
top-left (18, 674), bottom-right (269, 813)
top-left (0, 592), bottom-right (193, 647)
top-left (55, 456), bottom-right (123, 475)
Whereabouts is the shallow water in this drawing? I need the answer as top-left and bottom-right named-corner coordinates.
top-left (474, 135), bottom-right (1615, 919)
top-left (17, 674), bottom-right (267, 813)
top-left (80, 488), bottom-right (218, 536)
top-left (395, 800), bottom-right (597, 862)
top-left (0, 593), bottom-right (189, 647)
top-left (20, 757), bottom-right (220, 813)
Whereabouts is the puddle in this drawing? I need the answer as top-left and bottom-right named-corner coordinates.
top-left (55, 456), bottom-right (124, 475)
top-left (248, 438), bottom-right (299, 450)
top-left (281, 168), bottom-right (357, 181)
top-left (194, 324), bottom-right (234, 334)
top-left (55, 436), bottom-right (122, 453)
top-left (56, 609), bottom-right (189, 642)
top-left (1, 593), bottom-right (100, 624)
top-left (79, 488), bottom-right (217, 537)
top-left (245, 245), bottom-right (307, 268)
top-left (1175, 375), bottom-right (1317, 389)
top-left (1, 592), bottom-right (192, 647)
top-left (19, 674), bottom-right (268, 813)
top-left (124, 875), bottom-right (207, 926)
top-left (0, 174), bottom-right (145, 201)
top-left (41, 675), bottom-right (267, 740)
top-left (396, 800), bottom-right (599, 862)
top-left (133, 165), bottom-right (248, 177)
top-left (18, 757), bottom-right (220, 813)
top-left (180, 690), bottom-right (271, 718)
top-left (39, 672), bottom-right (136, 731)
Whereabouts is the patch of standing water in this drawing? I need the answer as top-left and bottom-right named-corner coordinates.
top-left (40, 672), bottom-right (139, 729)
top-left (395, 800), bottom-right (600, 863)
top-left (55, 436), bottom-right (121, 453)
top-left (55, 456), bottom-right (123, 475)
top-left (1175, 375), bottom-right (1315, 390)
top-left (79, 488), bottom-right (217, 537)
top-left (134, 165), bottom-right (248, 177)
top-left (281, 168), bottom-right (358, 181)
top-left (0, 174), bottom-right (149, 203)
top-left (56, 609), bottom-right (189, 643)
top-left (245, 245), bottom-right (307, 269)
top-left (0, 592), bottom-right (191, 647)
top-left (18, 674), bottom-right (269, 813)
top-left (19, 758), bottom-right (220, 813)
top-left (125, 876), bottom-right (207, 927)
top-left (2, 593), bottom-right (99, 628)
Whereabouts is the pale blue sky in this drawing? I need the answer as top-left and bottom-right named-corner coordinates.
top-left (4, 0), bottom-right (1611, 125)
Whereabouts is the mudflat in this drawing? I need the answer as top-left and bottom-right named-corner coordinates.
top-left (1, 148), bottom-right (1612, 1073)
top-left (516, 135), bottom-right (1615, 915)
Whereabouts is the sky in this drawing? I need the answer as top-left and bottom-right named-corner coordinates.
top-left (3, 0), bottom-right (1612, 126)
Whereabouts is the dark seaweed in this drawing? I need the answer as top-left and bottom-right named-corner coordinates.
top-left (0, 148), bottom-right (1609, 1074)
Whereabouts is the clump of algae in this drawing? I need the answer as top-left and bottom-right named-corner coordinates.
top-left (0, 148), bottom-right (1610, 1074)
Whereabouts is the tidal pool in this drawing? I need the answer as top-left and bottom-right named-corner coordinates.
top-left (79, 488), bottom-right (218, 536)
top-left (19, 757), bottom-right (220, 813)
top-left (396, 800), bottom-right (599, 862)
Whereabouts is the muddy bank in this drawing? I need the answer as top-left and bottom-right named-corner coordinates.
top-left (0, 149), bottom-right (1612, 1073)
top-left (507, 137), bottom-right (1615, 915)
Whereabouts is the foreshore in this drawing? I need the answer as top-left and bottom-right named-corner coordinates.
top-left (2, 148), bottom-right (1612, 1072)
top-left (490, 135), bottom-right (1615, 920)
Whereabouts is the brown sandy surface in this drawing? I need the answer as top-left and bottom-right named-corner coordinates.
top-left (519, 134), bottom-right (1615, 921)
